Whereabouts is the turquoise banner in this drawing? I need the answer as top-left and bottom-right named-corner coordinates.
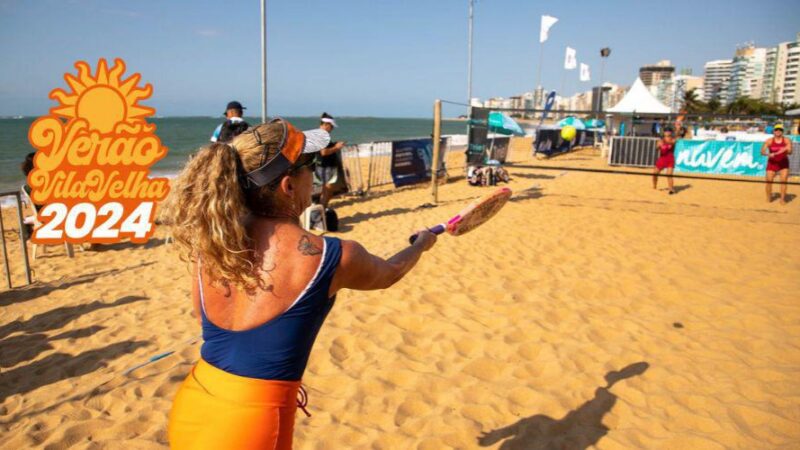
top-left (674, 140), bottom-right (766, 177)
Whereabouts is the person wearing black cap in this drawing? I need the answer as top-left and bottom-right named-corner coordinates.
top-left (210, 101), bottom-right (250, 143)
top-left (315, 113), bottom-right (346, 209)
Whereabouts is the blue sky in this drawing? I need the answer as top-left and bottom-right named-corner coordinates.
top-left (1, 0), bottom-right (798, 117)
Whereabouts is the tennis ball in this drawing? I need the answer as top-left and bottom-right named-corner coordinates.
top-left (561, 126), bottom-right (576, 142)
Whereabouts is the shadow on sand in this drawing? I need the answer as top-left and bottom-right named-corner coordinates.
top-left (0, 325), bottom-right (106, 368)
top-left (0, 295), bottom-right (148, 339)
top-left (0, 339), bottom-right (150, 402)
top-left (0, 262), bottom-right (154, 307)
top-left (91, 238), bottom-right (168, 252)
top-left (509, 185), bottom-right (545, 203)
top-left (477, 362), bottom-right (649, 450)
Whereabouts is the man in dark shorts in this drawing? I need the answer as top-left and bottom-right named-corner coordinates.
top-left (316, 113), bottom-right (345, 208)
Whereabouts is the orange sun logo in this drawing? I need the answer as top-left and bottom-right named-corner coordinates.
top-left (27, 58), bottom-right (169, 245)
top-left (48, 58), bottom-right (155, 134)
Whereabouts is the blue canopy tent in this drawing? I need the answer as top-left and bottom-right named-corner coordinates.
top-left (557, 116), bottom-right (586, 130)
top-left (483, 112), bottom-right (524, 164)
top-left (488, 112), bottom-right (526, 136)
top-left (584, 118), bottom-right (605, 130)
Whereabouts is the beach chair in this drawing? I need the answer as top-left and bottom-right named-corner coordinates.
top-left (20, 186), bottom-right (77, 260)
top-left (301, 204), bottom-right (327, 232)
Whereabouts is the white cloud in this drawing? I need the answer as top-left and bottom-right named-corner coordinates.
top-left (196, 29), bottom-right (222, 38)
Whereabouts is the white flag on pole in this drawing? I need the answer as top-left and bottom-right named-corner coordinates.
top-left (580, 63), bottom-right (591, 81)
top-left (540, 15), bottom-right (558, 43)
top-left (564, 47), bottom-right (577, 70)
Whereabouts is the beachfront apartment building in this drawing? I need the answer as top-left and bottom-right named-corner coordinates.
top-left (703, 59), bottom-right (733, 103)
top-left (640, 60), bottom-right (676, 108)
top-left (659, 74), bottom-right (705, 112)
top-left (700, 33), bottom-right (800, 106)
top-left (762, 43), bottom-right (789, 103)
top-left (483, 97), bottom-right (514, 111)
top-left (479, 83), bottom-right (627, 115)
top-left (533, 86), bottom-right (545, 110)
top-left (726, 44), bottom-right (767, 104)
top-left (639, 60), bottom-right (675, 88)
top-left (760, 33), bottom-right (800, 105)
top-left (781, 36), bottom-right (800, 105)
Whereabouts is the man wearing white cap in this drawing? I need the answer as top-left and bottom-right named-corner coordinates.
top-left (316, 112), bottom-right (346, 208)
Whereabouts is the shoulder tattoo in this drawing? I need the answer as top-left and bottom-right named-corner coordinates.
top-left (298, 235), bottom-right (322, 256)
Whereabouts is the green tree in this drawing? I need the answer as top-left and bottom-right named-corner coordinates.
top-left (780, 103), bottom-right (800, 115)
top-left (706, 98), bottom-right (721, 114)
top-left (724, 97), bottom-right (782, 116)
top-left (681, 88), bottom-right (705, 114)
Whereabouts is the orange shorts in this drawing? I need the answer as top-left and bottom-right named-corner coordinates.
top-left (168, 358), bottom-right (301, 450)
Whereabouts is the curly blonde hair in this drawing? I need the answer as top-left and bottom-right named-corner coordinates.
top-left (163, 122), bottom-right (295, 291)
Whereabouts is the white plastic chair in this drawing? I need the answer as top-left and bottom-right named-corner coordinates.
top-left (301, 204), bottom-right (327, 232)
top-left (20, 186), bottom-right (77, 260)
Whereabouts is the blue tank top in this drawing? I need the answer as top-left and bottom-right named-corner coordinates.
top-left (199, 236), bottom-right (341, 381)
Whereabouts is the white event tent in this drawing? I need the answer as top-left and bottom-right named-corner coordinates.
top-left (607, 78), bottom-right (671, 114)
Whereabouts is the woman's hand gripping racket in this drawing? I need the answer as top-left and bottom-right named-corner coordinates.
top-left (409, 187), bottom-right (512, 244)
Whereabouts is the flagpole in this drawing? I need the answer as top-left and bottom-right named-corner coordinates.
top-left (260, 0), bottom-right (267, 122)
top-left (560, 70), bottom-right (567, 118)
top-left (467, 0), bottom-right (474, 110)
top-left (536, 44), bottom-right (544, 90)
top-left (536, 43), bottom-right (543, 119)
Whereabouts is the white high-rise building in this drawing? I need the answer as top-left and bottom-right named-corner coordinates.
top-left (532, 86), bottom-right (545, 109)
top-left (665, 75), bottom-right (705, 112)
top-left (703, 59), bottom-right (733, 104)
top-left (726, 44), bottom-right (767, 103)
top-left (762, 43), bottom-right (789, 103)
top-left (782, 36), bottom-right (800, 105)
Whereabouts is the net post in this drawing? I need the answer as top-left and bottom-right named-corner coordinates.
top-left (0, 204), bottom-right (11, 289)
top-left (431, 99), bottom-right (442, 204)
top-left (15, 193), bottom-right (32, 285)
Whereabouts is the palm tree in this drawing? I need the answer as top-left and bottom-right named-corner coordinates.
top-left (725, 97), bottom-right (748, 115)
top-left (706, 98), bottom-right (721, 114)
top-left (681, 89), bottom-right (704, 114)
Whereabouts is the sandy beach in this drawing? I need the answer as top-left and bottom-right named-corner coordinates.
top-left (1, 146), bottom-right (799, 449)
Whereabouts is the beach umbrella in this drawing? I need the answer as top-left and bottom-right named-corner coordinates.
top-left (584, 118), bottom-right (605, 129)
top-left (557, 116), bottom-right (586, 130)
top-left (488, 112), bottom-right (525, 136)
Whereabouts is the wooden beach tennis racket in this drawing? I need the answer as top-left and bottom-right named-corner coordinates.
top-left (409, 187), bottom-right (512, 244)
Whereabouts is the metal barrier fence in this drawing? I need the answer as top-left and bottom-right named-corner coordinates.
top-left (340, 144), bottom-right (366, 195)
top-left (367, 141), bottom-right (393, 189)
top-left (337, 136), bottom-right (468, 194)
top-left (0, 191), bottom-right (32, 288)
top-left (443, 139), bottom-right (467, 174)
top-left (610, 137), bottom-right (800, 175)
top-left (608, 136), bottom-right (659, 167)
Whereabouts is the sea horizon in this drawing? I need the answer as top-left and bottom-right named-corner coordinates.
top-left (0, 116), bottom-right (469, 194)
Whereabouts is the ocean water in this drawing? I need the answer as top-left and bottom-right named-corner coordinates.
top-left (0, 116), bottom-right (466, 193)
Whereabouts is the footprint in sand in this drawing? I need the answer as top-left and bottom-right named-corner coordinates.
top-left (394, 398), bottom-right (431, 426)
top-left (329, 335), bottom-right (354, 363)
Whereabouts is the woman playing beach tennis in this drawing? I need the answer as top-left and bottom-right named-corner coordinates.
top-left (165, 119), bottom-right (437, 449)
top-left (652, 128), bottom-right (676, 195)
top-left (762, 123), bottom-right (792, 204)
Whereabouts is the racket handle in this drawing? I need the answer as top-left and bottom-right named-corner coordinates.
top-left (409, 224), bottom-right (446, 245)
